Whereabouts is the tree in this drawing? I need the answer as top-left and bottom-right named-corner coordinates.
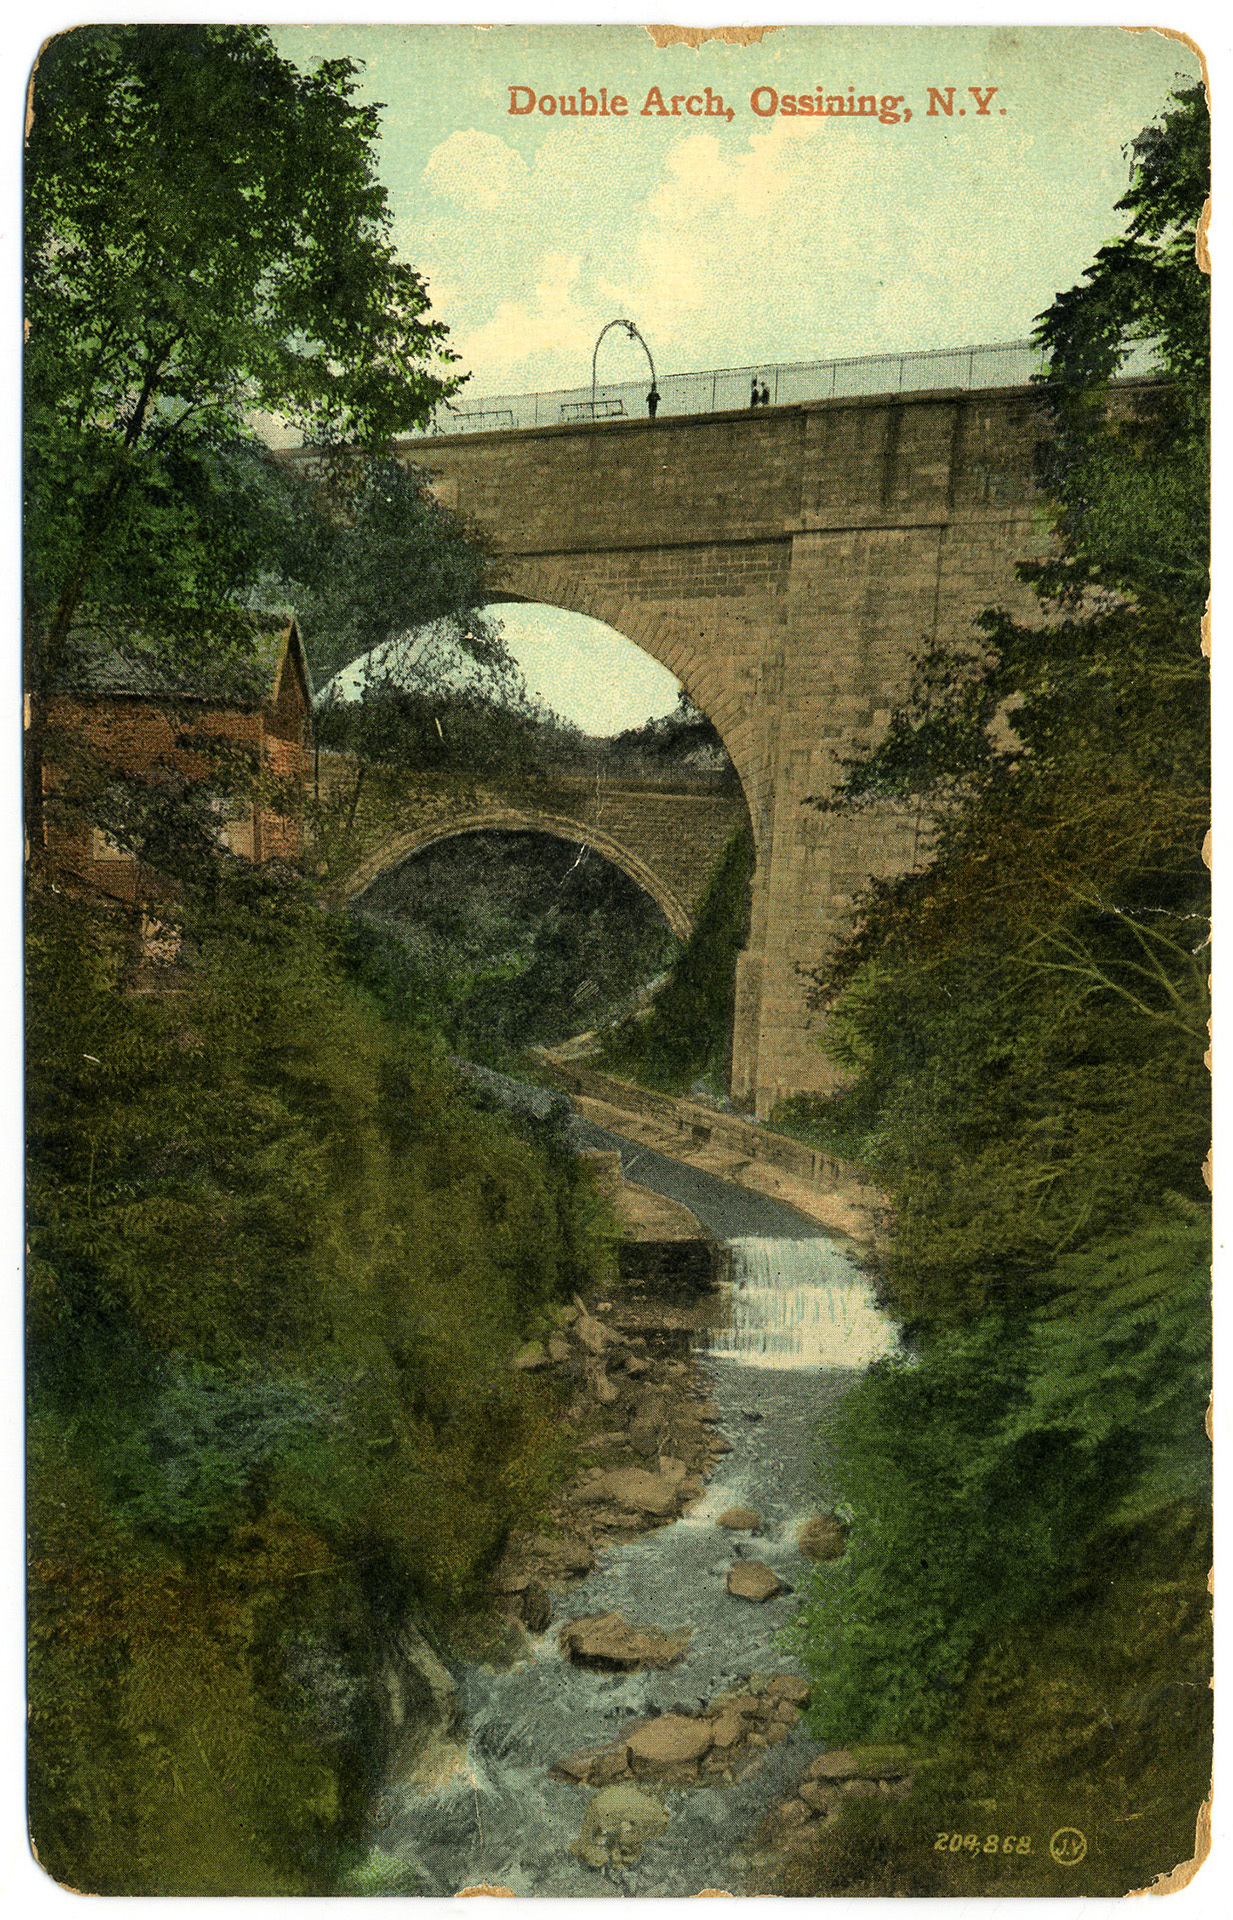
top-left (273, 455), bottom-right (503, 694)
top-left (1031, 80), bottom-right (1209, 610)
top-left (23, 23), bottom-right (469, 840)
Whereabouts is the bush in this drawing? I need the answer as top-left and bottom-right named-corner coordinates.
top-left (597, 825), bottom-right (751, 1094)
top-left (784, 1211), bottom-right (1210, 1744)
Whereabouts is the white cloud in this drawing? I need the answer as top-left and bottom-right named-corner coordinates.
top-left (423, 129), bottom-right (529, 209)
top-left (453, 252), bottom-right (599, 384)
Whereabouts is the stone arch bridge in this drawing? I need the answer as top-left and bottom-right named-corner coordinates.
top-left (385, 381), bottom-right (1062, 1117)
top-left (329, 763), bottom-right (747, 943)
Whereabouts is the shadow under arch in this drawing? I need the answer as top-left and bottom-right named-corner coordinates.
top-left (338, 806), bottom-right (694, 940)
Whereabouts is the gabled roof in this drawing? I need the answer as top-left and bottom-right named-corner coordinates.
top-left (54, 611), bottom-right (313, 710)
top-left (262, 620), bottom-right (315, 713)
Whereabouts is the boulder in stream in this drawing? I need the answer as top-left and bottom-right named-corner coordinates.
top-left (576, 1468), bottom-right (679, 1517)
top-left (493, 1532), bottom-right (596, 1593)
top-left (626, 1713), bottom-right (714, 1775)
top-left (520, 1579), bottom-right (552, 1633)
top-left (725, 1561), bottom-right (788, 1604)
top-left (559, 1611), bottom-right (691, 1672)
top-left (570, 1784), bottom-right (669, 1869)
top-left (716, 1506), bottom-right (760, 1531)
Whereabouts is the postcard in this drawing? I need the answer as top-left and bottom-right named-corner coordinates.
top-left (20, 17), bottom-right (1213, 1904)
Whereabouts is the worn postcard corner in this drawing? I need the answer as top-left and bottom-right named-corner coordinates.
top-left (20, 17), bottom-right (1214, 1907)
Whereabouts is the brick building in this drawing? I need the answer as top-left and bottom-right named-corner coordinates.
top-left (40, 614), bottom-right (313, 911)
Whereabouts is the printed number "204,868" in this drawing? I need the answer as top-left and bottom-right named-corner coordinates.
top-left (935, 1833), bottom-right (1033, 1855)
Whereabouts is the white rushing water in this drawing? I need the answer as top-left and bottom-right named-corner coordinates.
top-left (700, 1236), bottom-right (900, 1370)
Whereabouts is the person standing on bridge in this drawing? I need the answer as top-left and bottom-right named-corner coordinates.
top-left (760, 381), bottom-right (770, 407)
top-left (646, 384), bottom-right (660, 419)
top-left (750, 377), bottom-right (759, 410)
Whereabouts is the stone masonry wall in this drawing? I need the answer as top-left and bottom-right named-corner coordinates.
top-left (397, 384), bottom-right (1055, 1115)
top-left (333, 765), bottom-right (747, 940)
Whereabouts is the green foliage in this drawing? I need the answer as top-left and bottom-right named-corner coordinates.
top-left (25, 24), bottom-right (462, 684)
top-left (27, 1440), bottom-right (367, 1895)
top-left (338, 1847), bottom-right (425, 1895)
top-left (277, 455), bottom-right (503, 691)
top-left (783, 1212), bottom-right (1209, 1744)
top-left (598, 825), bottom-right (752, 1094)
top-left (334, 912), bottom-right (453, 1041)
top-left (26, 873), bottom-right (611, 1892)
top-left (347, 832), bottom-right (678, 1067)
top-left (764, 1506), bottom-right (1210, 1899)
top-left (24, 27), bottom-right (501, 874)
top-left (601, 692), bottom-right (738, 786)
top-left (105, 1362), bottom-right (325, 1550)
top-left (1032, 82), bottom-right (1209, 611)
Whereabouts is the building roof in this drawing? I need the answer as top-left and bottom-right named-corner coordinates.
top-left (54, 611), bottom-right (313, 710)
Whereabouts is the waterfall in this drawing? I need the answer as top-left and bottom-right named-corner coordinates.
top-left (699, 1236), bottom-right (899, 1369)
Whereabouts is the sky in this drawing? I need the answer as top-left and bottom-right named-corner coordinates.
top-left (327, 604), bottom-right (686, 735)
top-left (271, 19), bottom-right (1203, 734)
top-left (268, 20), bottom-right (1204, 398)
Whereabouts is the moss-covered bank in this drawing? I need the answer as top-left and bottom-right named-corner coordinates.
top-left (26, 871), bottom-right (614, 1894)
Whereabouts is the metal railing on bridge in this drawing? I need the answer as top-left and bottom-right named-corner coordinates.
top-left (421, 336), bottom-right (1162, 438)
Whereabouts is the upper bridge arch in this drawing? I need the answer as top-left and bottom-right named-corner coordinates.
top-left (484, 562), bottom-right (772, 853)
top-left (397, 386), bottom-right (1050, 1112)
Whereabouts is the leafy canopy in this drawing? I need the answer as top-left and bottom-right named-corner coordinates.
top-left (25, 23), bottom-right (466, 696)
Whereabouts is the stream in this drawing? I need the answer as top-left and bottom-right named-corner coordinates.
top-left (370, 1069), bottom-right (899, 1896)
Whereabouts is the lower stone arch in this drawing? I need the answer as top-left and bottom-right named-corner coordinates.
top-left (336, 806), bottom-right (695, 940)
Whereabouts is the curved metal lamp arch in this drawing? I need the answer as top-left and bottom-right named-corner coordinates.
top-left (592, 319), bottom-right (657, 415)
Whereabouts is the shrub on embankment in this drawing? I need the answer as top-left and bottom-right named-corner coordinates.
top-left (26, 871), bottom-right (611, 1894)
top-left (772, 990), bottom-right (1206, 1889)
top-left (596, 825), bottom-right (751, 1096)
